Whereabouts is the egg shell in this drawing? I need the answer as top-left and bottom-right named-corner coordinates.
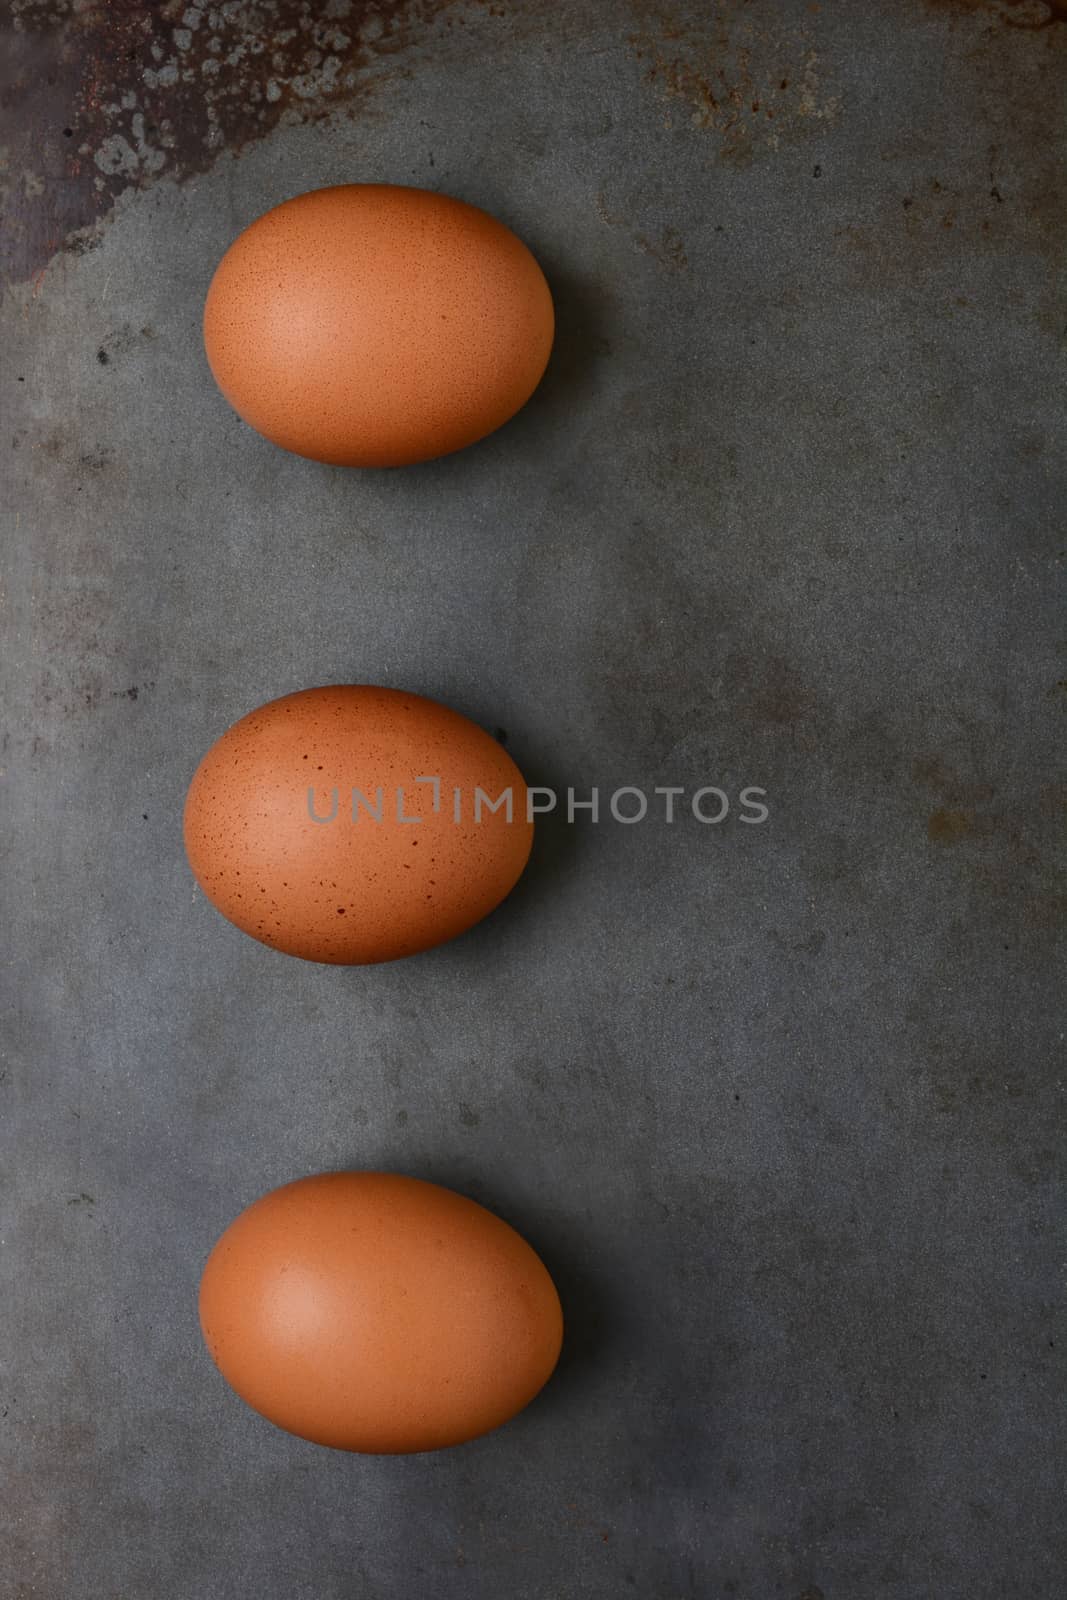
top-left (203, 184), bottom-right (555, 467)
top-left (182, 685), bottom-right (533, 964)
top-left (199, 1172), bottom-right (564, 1454)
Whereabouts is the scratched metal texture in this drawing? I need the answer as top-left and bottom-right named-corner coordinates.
top-left (1, 1), bottom-right (1064, 1597)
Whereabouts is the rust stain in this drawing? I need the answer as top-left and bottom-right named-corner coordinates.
top-left (832, 10), bottom-right (1066, 334)
top-left (914, 757), bottom-right (1064, 929)
top-left (742, 656), bottom-right (817, 727)
top-left (927, 806), bottom-right (976, 842)
top-left (1038, 780), bottom-right (1067, 816)
top-left (915, 757), bottom-right (998, 852)
top-left (595, 190), bottom-right (690, 270)
top-left (626, 0), bottom-right (841, 166)
top-left (634, 223), bottom-right (690, 271)
top-left (0, 0), bottom-right (483, 286)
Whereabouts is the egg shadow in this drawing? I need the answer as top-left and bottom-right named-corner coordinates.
top-left (520, 252), bottom-right (614, 432)
top-left (355, 250), bottom-right (612, 493)
top-left (320, 698), bottom-right (584, 980)
top-left (331, 1154), bottom-right (619, 1412)
top-left (426, 1164), bottom-right (619, 1407)
top-left (479, 727), bottom-right (583, 942)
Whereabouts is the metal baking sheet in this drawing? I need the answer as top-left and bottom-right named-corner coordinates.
top-left (2, 2), bottom-right (1064, 1596)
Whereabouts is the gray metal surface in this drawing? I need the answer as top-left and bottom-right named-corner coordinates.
top-left (2, 2), bottom-right (1064, 1596)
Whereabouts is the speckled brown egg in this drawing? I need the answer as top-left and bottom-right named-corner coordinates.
top-left (203, 184), bottom-right (555, 466)
top-left (199, 1171), bottom-right (564, 1454)
top-left (182, 685), bottom-right (533, 964)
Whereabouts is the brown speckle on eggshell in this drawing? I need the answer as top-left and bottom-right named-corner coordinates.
top-left (182, 685), bottom-right (533, 964)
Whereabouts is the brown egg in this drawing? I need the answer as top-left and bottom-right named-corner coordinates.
top-left (199, 1172), bottom-right (563, 1453)
top-left (183, 685), bottom-right (533, 964)
top-left (203, 184), bottom-right (554, 467)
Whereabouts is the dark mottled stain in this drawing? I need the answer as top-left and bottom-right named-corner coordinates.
top-left (913, 755), bottom-right (996, 809)
top-left (923, 0), bottom-right (1067, 26)
top-left (0, 0), bottom-right (479, 286)
top-left (909, 1008), bottom-right (1037, 1119)
top-left (797, 1587), bottom-right (825, 1600)
top-left (555, 506), bottom-right (827, 770)
top-left (769, 927), bottom-right (827, 955)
